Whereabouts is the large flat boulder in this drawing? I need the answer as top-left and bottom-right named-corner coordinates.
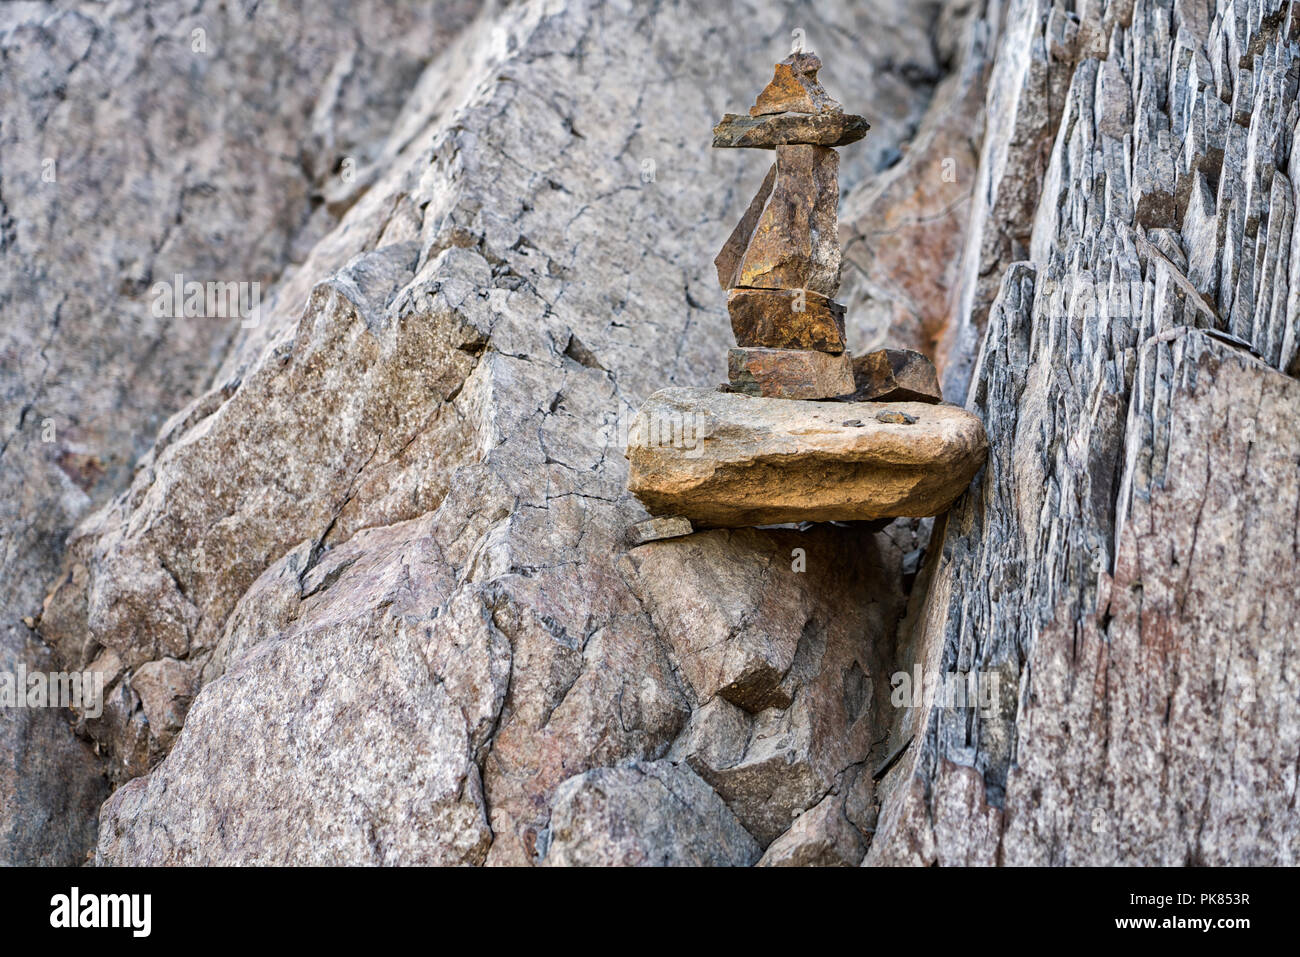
top-left (626, 387), bottom-right (986, 526)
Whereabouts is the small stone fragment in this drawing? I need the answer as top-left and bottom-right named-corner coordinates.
top-left (727, 288), bottom-right (846, 352)
top-left (732, 144), bottom-right (841, 295)
top-left (714, 163), bottom-right (776, 289)
top-left (875, 409), bottom-right (916, 424)
top-left (627, 515), bottom-right (693, 545)
top-left (728, 347), bottom-right (854, 400)
top-left (851, 348), bottom-right (943, 403)
top-left (749, 52), bottom-right (842, 116)
top-left (712, 112), bottom-right (869, 149)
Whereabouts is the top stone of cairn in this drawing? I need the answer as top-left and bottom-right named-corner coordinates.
top-left (749, 52), bottom-right (841, 116)
top-left (713, 51), bottom-right (869, 150)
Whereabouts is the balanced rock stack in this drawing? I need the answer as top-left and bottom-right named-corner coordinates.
top-left (624, 52), bottom-right (989, 530)
top-left (714, 52), bottom-right (862, 400)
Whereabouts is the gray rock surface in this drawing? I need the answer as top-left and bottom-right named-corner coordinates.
top-left (0, 0), bottom-right (480, 865)
top-left (8, 0), bottom-right (944, 864)
top-left (868, 0), bottom-right (1300, 866)
top-left (6, 0), bottom-right (1297, 867)
top-left (540, 761), bottom-right (761, 866)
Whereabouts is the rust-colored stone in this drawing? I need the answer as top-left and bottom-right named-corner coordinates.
top-left (732, 144), bottom-right (841, 296)
top-left (850, 348), bottom-right (943, 402)
top-left (714, 163), bottom-right (776, 289)
top-left (749, 52), bottom-right (841, 116)
top-left (727, 347), bottom-right (854, 399)
top-left (727, 288), bottom-right (846, 352)
top-left (626, 387), bottom-right (989, 526)
top-left (712, 112), bottom-right (869, 149)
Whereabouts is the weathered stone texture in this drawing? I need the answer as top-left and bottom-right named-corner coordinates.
top-left (10, 0), bottom-right (1294, 868)
top-left (726, 347), bottom-right (855, 399)
top-left (0, 0), bottom-right (480, 865)
top-left (870, 0), bottom-right (1300, 868)
top-left (729, 145), bottom-right (842, 296)
top-left (851, 348), bottom-right (944, 402)
top-left (14, 0), bottom-right (944, 865)
top-left (713, 111), bottom-right (870, 149)
top-left (749, 51), bottom-right (842, 117)
top-left (728, 288), bottom-right (847, 352)
top-left (540, 761), bottom-right (761, 867)
top-left (627, 388), bottom-right (988, 527)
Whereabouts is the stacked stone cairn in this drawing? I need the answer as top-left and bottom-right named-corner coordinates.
top-left (624, 52), bottom-right (989, 534)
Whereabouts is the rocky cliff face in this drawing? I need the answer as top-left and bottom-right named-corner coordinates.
top-left (4, 0), bottom-right (1298, 865)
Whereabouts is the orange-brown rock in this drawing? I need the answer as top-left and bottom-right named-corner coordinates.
top-left (850, 348), bottom-right (943, 402)
top-left (727, 288), bottom-right (846, 352)
top-left (727, 347), bottom-right (854, 399)
top-left (626, 387), bottom-right (988, 526)
top-left (749, 52), bottom-right (841, 116)
top-left (727, 145), bottom-right (841, 295)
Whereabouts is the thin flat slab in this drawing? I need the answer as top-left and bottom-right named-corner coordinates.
top-left (627, 515), bottom-right (693, 545)
top-left (626, 387), bottom-right (987, 526)
top-left (713, 112), bottom-right (869, 149)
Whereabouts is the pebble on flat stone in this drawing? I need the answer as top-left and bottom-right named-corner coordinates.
top-left (627, 515), bottom-right (693, 545)
top-left (851, 348), bottom-right (943, 402)
top-left (712, 111), bottom-right (869, 149)
top-left (749, 52), bottom-right (842, 116)
top-left (626, 387), bottom-right (988, 526)
top-left (728, 288), bottom-right (846, 352)
top-left (728, 347), bottom-right (855, 399)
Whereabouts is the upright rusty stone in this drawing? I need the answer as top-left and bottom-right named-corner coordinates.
top-left (733, 144), bottom-right (841, 296)
top-left (715, 164), bottom-right (776, 289)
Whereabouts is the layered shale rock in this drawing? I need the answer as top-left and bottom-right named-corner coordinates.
top-left (869, 0), bottom-right (1300, 867)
